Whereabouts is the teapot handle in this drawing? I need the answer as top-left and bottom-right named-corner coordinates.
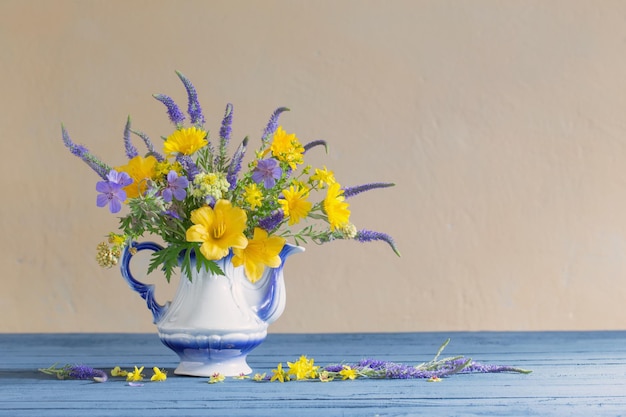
top-left (120, 241), bottom-right (169, 324)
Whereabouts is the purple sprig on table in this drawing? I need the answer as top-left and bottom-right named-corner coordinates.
top-left (176, 70), bottom-right (204, 126)
top-left (39, 364), bottom-right (108, 383)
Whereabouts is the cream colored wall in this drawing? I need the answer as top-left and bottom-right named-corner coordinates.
top-left (2, 0), bottom-right (626, 333)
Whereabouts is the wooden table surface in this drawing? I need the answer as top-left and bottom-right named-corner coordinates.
top-left (1, 331), bottom-right (625, 416)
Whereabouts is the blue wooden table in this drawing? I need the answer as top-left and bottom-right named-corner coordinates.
top-left (1, 331), bottom-right (625, 416)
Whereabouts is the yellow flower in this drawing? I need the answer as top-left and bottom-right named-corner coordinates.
top-left (154, 160), bottom-right (183, 179)
top-left (323, 182), bottom-right (350, 231)
top-left (126, 366), bottom-right (145, 382)
top-left (115, 155), bottom-right (158, 199)
top-left (208, 373), bottom-right (225, 384)
top-left (186, 200), bottom-right (248, 261)
top-left (107, 233), bottom-right (126, 246)
top-left (253, 373), bottom-right (266, 381)
top-left (110, 366), bottom-right (128, 377)
top-left (310, 166), bottom-right (336, 189)
top-left (427, 376), bottom-right (442, 382)
top-left (232, 228), bottom-right (285, 283)
top-left (270, 363), bottom-right (289, 383)
top-left (191, 172), bottom-right (230, 200)
top-left (232, 373), bottom-right (250, 380)
top-left (278, 185), bottom-right (312, 225)
top-left (163, 126), bottom-right (208, 155)
top-left (150, 367), bottom-right (167, 382)
top-left (243, 183), bottom-right (263, 210)
top-left (287, 355), bottom-right (319, 380)
top-left (339, 365), bottom-right (357, 380)
top-left (270, 126), bottom-right (304, 170)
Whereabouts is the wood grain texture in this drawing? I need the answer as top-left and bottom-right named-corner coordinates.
top-left (1, 332), bottom-right (624, 416)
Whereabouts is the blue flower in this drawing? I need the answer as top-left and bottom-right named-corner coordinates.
top-left (252, 159), bottom-right (282, 189)
top-left (162, 170), bottom-right (189, 203)
top-left (96, 170), bottom-right (132, 213)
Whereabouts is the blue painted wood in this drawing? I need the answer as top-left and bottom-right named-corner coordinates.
top-left (0, 332), bottom-right (625, 416)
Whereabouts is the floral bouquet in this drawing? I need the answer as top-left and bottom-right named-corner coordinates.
top-left (62, 71), bottom-right (399, 283)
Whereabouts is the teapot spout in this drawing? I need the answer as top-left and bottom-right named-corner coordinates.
top-left (245, 243), bottom-right (304, 324)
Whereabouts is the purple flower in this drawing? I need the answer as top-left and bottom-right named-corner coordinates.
top-left (258, 210), bottom-right (284, 232)
top-left (162, 170), bottom-right (189, 203)
top-left (153, 93), bottom-right (185, 125)
top-left (303, 139), bottom-right (328, 154)
top-left (61, 125), bottom-right (111, 179)
top-left (343, 182), bottom-right (395, 199)
top-left (252, 158), bottom-right (282, 189)
top-left (227, 137), bottom-right (248, 189)
top-left (219, 103), bottom-right (233, 141)
top-left (96, 170), bottom-right (132, 214)
top-left (176, 154), bottom-right (199, 181)
top-left (39, 363), bottom-right (108, 382)
top-left (261, 107), bottom-right (289, 142)
top-left (176, 70), bottom-right (205, 125)
top-left (123, 116), bottom-right (138, 159)
top-left (355, 229), bottom-right (400, 256)
top-left (132, 129), bottom-right (164, 162)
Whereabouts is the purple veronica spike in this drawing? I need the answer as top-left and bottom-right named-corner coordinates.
top-left (258, 210), bottom-right (284, 232)
top-left (261, 107), bottom-right (289, 142)
top-left (252, 158), bottom-right (282, 189)
top-left (176, 70), bottom-right (204, 125)
top-left (123, 116), bottom-right (138, 159)
top-left (61, 125), bottom-right (111, 179)
top-left (153, 93), bottom-right (185, 125)
top-left (95, 170), bottom-right (132, 214)
top-left (176, 154), bottom-right (199, 181)
top-left (216, 103), bottom-right (234, 167)
top-left (162, 170), bottom-right (189, 203)
top-left (219, 103), bottom-right (233, 141)
top-left (227, 137), bottom-right (248, 189)
top-left (303, 139), bottom-right (328, 154)
top-left (342, 182), bottom-right (395, 199)
top-left (132, 129), bottom-right (164, 162)
top-left (39, 364), bottom-right (108, 382)
top-left (355, 229), bottom-right (400, 256)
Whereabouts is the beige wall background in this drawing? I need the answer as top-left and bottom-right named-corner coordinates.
top-left (2, 0), bottom-right (626, 333)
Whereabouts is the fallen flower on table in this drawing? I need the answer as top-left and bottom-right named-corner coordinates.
top-left (110, 366), bottom-right (128, 377)
top-left (151, 367), bottom-right (167, 382)
top-left (249, 339), bottom-right (531, 383)
top-left (126, 366), bottom-right (145, 382)
top-left (208, 373), bottom-right (225, 384)
top-left (38, 364), bottom-right (108, 383)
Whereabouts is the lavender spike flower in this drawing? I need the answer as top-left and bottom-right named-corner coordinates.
top-left (123, 116), bottom-right (138, 159)
top-left (261, 107), bottom-right (289, 142)
top-left (153, 93), bottom-right (185, 126)
top-left (216, 103), bottom-right (233, 167)
top-left (176, 154), bottom-right (199, 181)
top-left (355, 229), bottom-right (401, 256)
top-left (303, 139), bottom-right (328, 154)
top-left (131, 129), bottom-right (164, 162)
top-left (61, 125), bottom-right (111, 179)
top-left (227, 136), bottom-right (248, 189)
top-left (39, 363), bottom-right (108, 383)
top-left (176, 70), bottom-right (204, 126)
top-left (258, 210), bottom-right (285, 233)
top-left (342, 182), bottom-right (395, 199)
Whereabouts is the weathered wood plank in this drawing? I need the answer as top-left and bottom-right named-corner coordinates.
top-left (0, 331), bottom-right (625, 416)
